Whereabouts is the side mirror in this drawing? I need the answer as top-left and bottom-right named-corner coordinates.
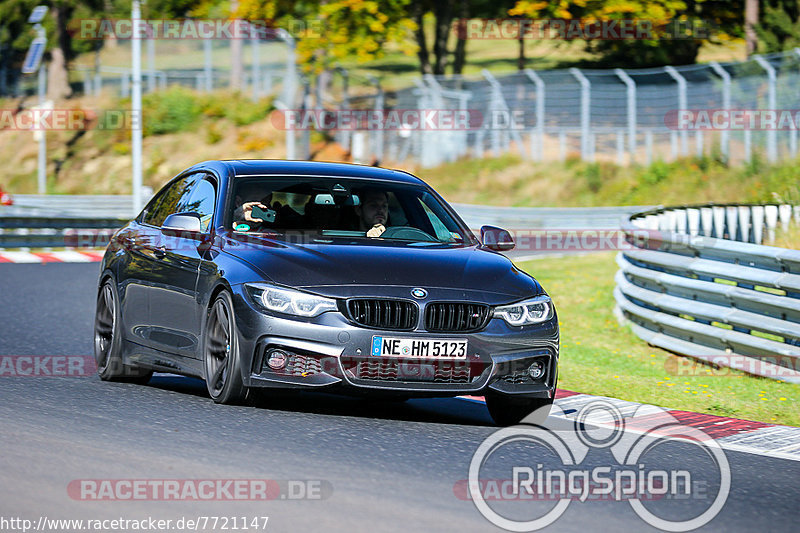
top-left (480, 225), bottom-right (515, 251)
top-left (162, 212), bottom-right (202, 234)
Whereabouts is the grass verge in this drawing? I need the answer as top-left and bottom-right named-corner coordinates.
top-left (517, 252), bottom-right (800, 427)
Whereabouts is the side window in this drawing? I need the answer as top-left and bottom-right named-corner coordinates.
top-left (182, 178), bottom-right (216, 232)
top-left (418, 199), bottom-right (452, 240)
top-left (142, 174), bottom-right (199, 227)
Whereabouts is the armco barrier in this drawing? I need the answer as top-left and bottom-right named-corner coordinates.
top-left (615, 203), bottom-right (800, 382)
top-left (0, 215), bottom-right (128, 249)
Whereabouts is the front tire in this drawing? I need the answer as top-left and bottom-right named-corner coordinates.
top-left (203, 291), bottom-right (247, 404)
top-left (485, 393), bottom-right (553, 426)
top-left (94, 279), bottom-right (153, 384)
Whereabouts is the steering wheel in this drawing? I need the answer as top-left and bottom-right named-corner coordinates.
top-left (379, 226), bottom-right (437, 242)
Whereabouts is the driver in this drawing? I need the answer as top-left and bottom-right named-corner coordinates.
top-left (354, 190), bottom-right (390, 237)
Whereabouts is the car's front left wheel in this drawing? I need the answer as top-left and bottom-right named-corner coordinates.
top-left (94, 279), bottom-right (153, 384)
top-left (203, 291), bottom-right (247, 404)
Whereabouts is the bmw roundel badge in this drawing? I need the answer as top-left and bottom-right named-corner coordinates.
top-left (411, 288), bottom-right (427, 299)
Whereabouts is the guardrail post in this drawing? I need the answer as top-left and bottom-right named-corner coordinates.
top-left (615, 68), bottom-right (637, 161)
top-left (765, 205), bottom-right (778, 243)
top-left (712, 206), bottom-right (726, 238)
top-left (751, 205), bottom-right (765, 244)
top-left (558, 132), bottom-right (567, 162)
top-left (524, 69), bottom-right (545, 161)
top-left (645, 130), bottom-right (653, 164)
top-left (753, 55), bottom-right (778, 162)
top-left (700, 207), bottom-right (713, 236)
top-left (779, 204), bottom-right (793, 228)
top-left (570, 68), bottom-right (591, 161)
top-left (709, 62), bottom-right (731, 161)
top-left (725, 206), bottom-right (738, 240)
top-left (738, 206), bottom-right (752, 243)
top-left (664, 66), bottom-right (689, 156)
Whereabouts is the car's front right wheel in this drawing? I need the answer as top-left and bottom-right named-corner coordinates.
top-left (203, 291), bottom-right (247, 404)
top-left (485, 393), bottom-right (553, 426)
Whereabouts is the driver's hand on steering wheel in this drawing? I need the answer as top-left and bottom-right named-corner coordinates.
top-left (366, 224), bottom-right (386, 238)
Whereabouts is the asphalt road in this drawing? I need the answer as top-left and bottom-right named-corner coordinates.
top-left (0, 263), bottom-right (798, 532)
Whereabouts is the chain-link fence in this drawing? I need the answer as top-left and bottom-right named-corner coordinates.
top-left (7, 26), bottom-right (800, 168)
top-left (5, 24), bottom-right (297, 108)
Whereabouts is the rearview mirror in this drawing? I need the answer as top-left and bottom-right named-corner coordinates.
top-left (480, 225), bottom-right (515, 251)
top-left (162, 212), bottom-right (202, 233)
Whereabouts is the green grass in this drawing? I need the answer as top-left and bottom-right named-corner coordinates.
top-left (517, 252), bottom-right (800, 426)
top-left (418, 154), bottom-right (800, 208)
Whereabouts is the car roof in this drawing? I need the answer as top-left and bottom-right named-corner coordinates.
top-left (217, 159), bottom-right (425, 185)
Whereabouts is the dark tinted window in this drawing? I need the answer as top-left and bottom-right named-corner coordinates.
top-left (182, 178), bottom-right (216, 232)
top-left (142, 174), bottom-right (199, 227)
top-left (228, 177), bottom-right (473, 244)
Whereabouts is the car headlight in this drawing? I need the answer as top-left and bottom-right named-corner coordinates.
top-left (245, 283), bottom-right (338, 317)
top-left (493, 296), bottom-right (552, 326)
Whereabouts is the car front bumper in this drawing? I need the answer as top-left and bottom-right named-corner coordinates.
top-left (231, 285), bottom-right (559, 399)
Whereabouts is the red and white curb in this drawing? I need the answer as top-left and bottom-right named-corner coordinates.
top-left (459, 390), bottom-right (800, 462)
top-left (0, 250), bottom-right (104, 263)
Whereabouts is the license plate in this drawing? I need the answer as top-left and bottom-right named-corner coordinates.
top-left (371, 336), bottom-right (468, 359)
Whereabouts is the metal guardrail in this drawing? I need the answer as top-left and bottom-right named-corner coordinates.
top-left (0, 214), bottom-right (129, 249)
top-left (615, 203), bottom-right (800, 383)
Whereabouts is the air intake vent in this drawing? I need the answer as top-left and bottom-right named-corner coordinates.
top-left (346, 299), bottom-right (418, 330)
top-left (425, 303), bottom-right (491, 333)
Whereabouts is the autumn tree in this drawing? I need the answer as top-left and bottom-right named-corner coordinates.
top-left (510, 0), bottom-right (743, 68)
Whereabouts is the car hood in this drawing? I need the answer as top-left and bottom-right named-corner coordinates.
top-left (222, 234), bottom-right (542, 303)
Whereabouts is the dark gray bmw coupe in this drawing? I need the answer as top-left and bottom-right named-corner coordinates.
top-left (94, 160), bottom-right (559, 425)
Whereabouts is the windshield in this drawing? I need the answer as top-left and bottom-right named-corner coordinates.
top-left (228, 176), bottom-right (475, 244)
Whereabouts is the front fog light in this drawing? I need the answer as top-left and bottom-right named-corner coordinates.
top-left (266, 349), bottom-right (288, 370)
top-left (527, 360), bottom-right (545, 380)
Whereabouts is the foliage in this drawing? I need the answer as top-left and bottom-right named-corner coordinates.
top-left (141, 86), bottom-right (275, 136)
top-left (756, 0), bottom-right (800, 53)
top-left (509, 0), bottom-right (743, 67)
top-left (236, 0), bottom-right (417, 74)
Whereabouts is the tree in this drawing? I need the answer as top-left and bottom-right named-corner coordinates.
top-left (237, 0), bottom-right (416, 74)
top-left (510, 0), bottom-right (743, 68)
top-left (756, 0), bottom-right (800, 53)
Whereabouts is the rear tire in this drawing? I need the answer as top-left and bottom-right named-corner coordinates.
top-left (485, 393), bottom-right (553, 426)
top-left (94, 279), bottom-right (153, 384)
top-left (203, 291), bottom-right (248, 404)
